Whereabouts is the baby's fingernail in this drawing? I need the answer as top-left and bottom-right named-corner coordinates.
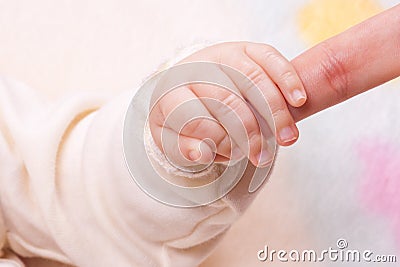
top-left (279, 126), bottom-right (297, 143)
top-left (291, 89), bottom-right (306, 105)
top-left (188, 149), bottom-right (201, 162)
top-left (257, 149), bottom-right (273, 167)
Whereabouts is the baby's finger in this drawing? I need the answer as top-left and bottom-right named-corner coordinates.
top-left (272, 108), bottom-right (299, 146)
top-left (189, 83), bottom-right (264, 167)
top-left (149, 86), bottom-right (229, 162)
top-left (150, 124), bottom-right (215, 166)
top-left (247, 73), bottom-right (299, 146)
top-left (245, 43), bottom-right (307, 108)
top-left (220, 54), bottom-right (299, 146)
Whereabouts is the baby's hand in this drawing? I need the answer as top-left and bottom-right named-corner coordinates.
top-left (149, 42), bottom-right (306, 168)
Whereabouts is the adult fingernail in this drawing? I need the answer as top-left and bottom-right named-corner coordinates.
top-left (279, 126), bottom-right (297, 143)
top-left (291, 89), bottom-right (306, 105)
top-left (257, 149), bottom-right (273, 167)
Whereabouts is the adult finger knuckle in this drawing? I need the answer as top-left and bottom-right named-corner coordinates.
top-left (319, 41), bottom-right (349, 101)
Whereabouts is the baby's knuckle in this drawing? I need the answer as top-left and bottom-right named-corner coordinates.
top-left (237, 61), bottom-right (265, 89)
top-left (270, 103), bottom-right (288, 119)
top-left (220, 93), bottom-right (243, 111)
top-left (259, 48), bottom-right (279, 62)
top-left (246, 67), bottom-right (265, 86)
top-left (279, 69), bottom-right (295, 82)
top-left (219, 94), bottom-right (257, 131)
top-left (182, 119), bottom-right (207, 137)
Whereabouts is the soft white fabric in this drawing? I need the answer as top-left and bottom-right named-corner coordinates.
top-left (0, 76), bottom-right (260, 267)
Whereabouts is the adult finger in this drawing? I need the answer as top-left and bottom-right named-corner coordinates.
top-left (290, 4), bottom-right (400, 122)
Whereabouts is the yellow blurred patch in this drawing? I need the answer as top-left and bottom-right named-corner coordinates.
top-left (298, 0), bottom-right (382, 46)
